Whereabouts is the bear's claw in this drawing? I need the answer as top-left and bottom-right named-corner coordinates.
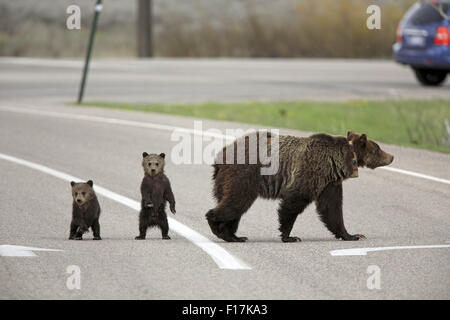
top-left (233, 236), bottom-right (248, 242)
top-left (342, 234), bottom-right (366, 241)
top-left (282, 236), bottom-right (302, 243)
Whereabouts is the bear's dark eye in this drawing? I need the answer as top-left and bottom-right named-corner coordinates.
top-left (82, 192), bottom-right (86, 196)
top-left (148, 162), bottom-right (151, 166)
top-left (156, 163), bottom-right (159, 166)
top-left (74, 192), bottom-right (78, 196)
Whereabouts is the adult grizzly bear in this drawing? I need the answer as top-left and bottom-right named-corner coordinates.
top-left (205, 131), bottom-right (393, 242)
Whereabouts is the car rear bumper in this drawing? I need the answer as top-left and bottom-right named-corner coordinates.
top-left (393, 43), bottom-right (450, 70)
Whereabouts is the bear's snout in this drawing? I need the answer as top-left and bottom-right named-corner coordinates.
top-left (382, 152), bottom-right (394, 166)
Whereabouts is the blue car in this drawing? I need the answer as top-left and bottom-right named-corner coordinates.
top-left (393, 0), bottom-right (450, 86)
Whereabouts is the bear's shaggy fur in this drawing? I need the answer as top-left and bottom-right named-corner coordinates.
top-left (135, 152), bottom-right (176, 240)
top-left (206, 131), bottom-right (393, 243)
top-left (69, 180), bottom-right (101, 240)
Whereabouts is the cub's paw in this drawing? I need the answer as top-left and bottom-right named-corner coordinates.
top-left (77, 227), bottom-right (88, 234)
top-left (170, 205), bottom-right (176, 214)
top-left (135, 236), bottom-right (146, 240)
top-left (281, 236), bottom-right (302, 243)
top-left (93, 236), bottom-right (102, 240)
top-left (162, 235), bottom-right (171, 240)
top-left (342, 234), bottom-right (366, 241)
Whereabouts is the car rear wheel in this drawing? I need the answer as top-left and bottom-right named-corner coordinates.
top-left (413, 68), bottom-right (448, 86)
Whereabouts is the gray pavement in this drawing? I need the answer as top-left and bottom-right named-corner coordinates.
top-left (1, 57), bottom-right (450, 103)
top-left (0, 58), bottom-right (449, 299)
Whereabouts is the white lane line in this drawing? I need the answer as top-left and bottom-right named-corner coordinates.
top-left (0, 153), bottom-right (251, 270)
top-left (381, 167), bottom-right (450, 185)
top-left (0, 245), bottom-right (63, 257)
top-left (330, 244), bottom-right (450, 256)
top-left (0, 106), bottom-right (235, 141)
top-left (1, 106), bottom-right (449, 186)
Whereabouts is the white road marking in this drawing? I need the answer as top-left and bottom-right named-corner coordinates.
top-left (381, 167), bottom-right (450, 185)
top-left (0, 106), bottom-right (235, 141)
top-left (330, 244), bottom-right (450, 256)
top-left (0, 153), bottom-right (251, 270)
top-left (1, 105), bottom-right (449, 186)
top-left (0, 245), bottom-right (63, 257)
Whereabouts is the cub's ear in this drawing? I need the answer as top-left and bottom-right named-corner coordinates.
top-left (70, 181), bottom-right (76, 187)
top-left (159, 153), bottom-right (166, 159)
top-left (87, 180), bottom-right (93, 187)
top-left (142, 152), bottom-right (148, 158)
top-left (360, 134), bottom-right (367, 147)
top-left (347, 131), bottom-right (355, 140)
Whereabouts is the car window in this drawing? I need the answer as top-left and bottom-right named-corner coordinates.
top-left (408, 3), bottom-right (448, 25)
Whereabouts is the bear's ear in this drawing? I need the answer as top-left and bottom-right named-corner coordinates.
top-left (87, 180), bottom-right (93, 187)
top-left (360, 134), bottom-right (367, 147)
top-left (70, 181), bottom-right (76, 187)
top-left (142, 152), bottom-right (148, 158)
top-left (347, 131), bottom-right (355, 140)
top-left (159, 153), bottom-right (166, 159)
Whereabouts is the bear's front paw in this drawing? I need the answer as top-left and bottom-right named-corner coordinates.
top-left (135, 235), bottom-right (146, 240)
top-left (342, 234), bottom-right (366, 241)
top-left (170, 205), bottom-right (176, 214)
top-left (162, 235), bottom-right (171, 240)
top-left (281, 236), bottom-right (302, 243)
top-left (232, 236), bottom-right (248, 242)
top-left (93, 236), bottom-right (102, 240)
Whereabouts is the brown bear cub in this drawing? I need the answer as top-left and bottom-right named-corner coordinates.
top-left (135, 152), bottom-right (176, 240)
top-left (69, 180), bottom-right (101, 240)
top-left (206, 131), bottom-right (393, 243)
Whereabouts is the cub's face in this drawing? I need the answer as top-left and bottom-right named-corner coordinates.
top-left (70, 180), bottom-right (94, 206)
top-left (142, 152), bottom-right (165, 176)
top-left (347, 131), bottom-right (394, 169)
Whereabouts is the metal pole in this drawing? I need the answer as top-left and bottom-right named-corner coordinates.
top-left (137, 0), bottom-right (153, 57)
top-left (77, 0), bottom-right (103, 104)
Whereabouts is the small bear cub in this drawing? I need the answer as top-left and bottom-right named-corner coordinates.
top-left (135, 152), bottom-right (176, 240)
top-left (69, 180), bottom-right (101, 240)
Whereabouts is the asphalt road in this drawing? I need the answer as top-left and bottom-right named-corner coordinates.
top-left (1, 57), bottom-right (450, 103)
top-left (0, 58), bottom-right (449, 299)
